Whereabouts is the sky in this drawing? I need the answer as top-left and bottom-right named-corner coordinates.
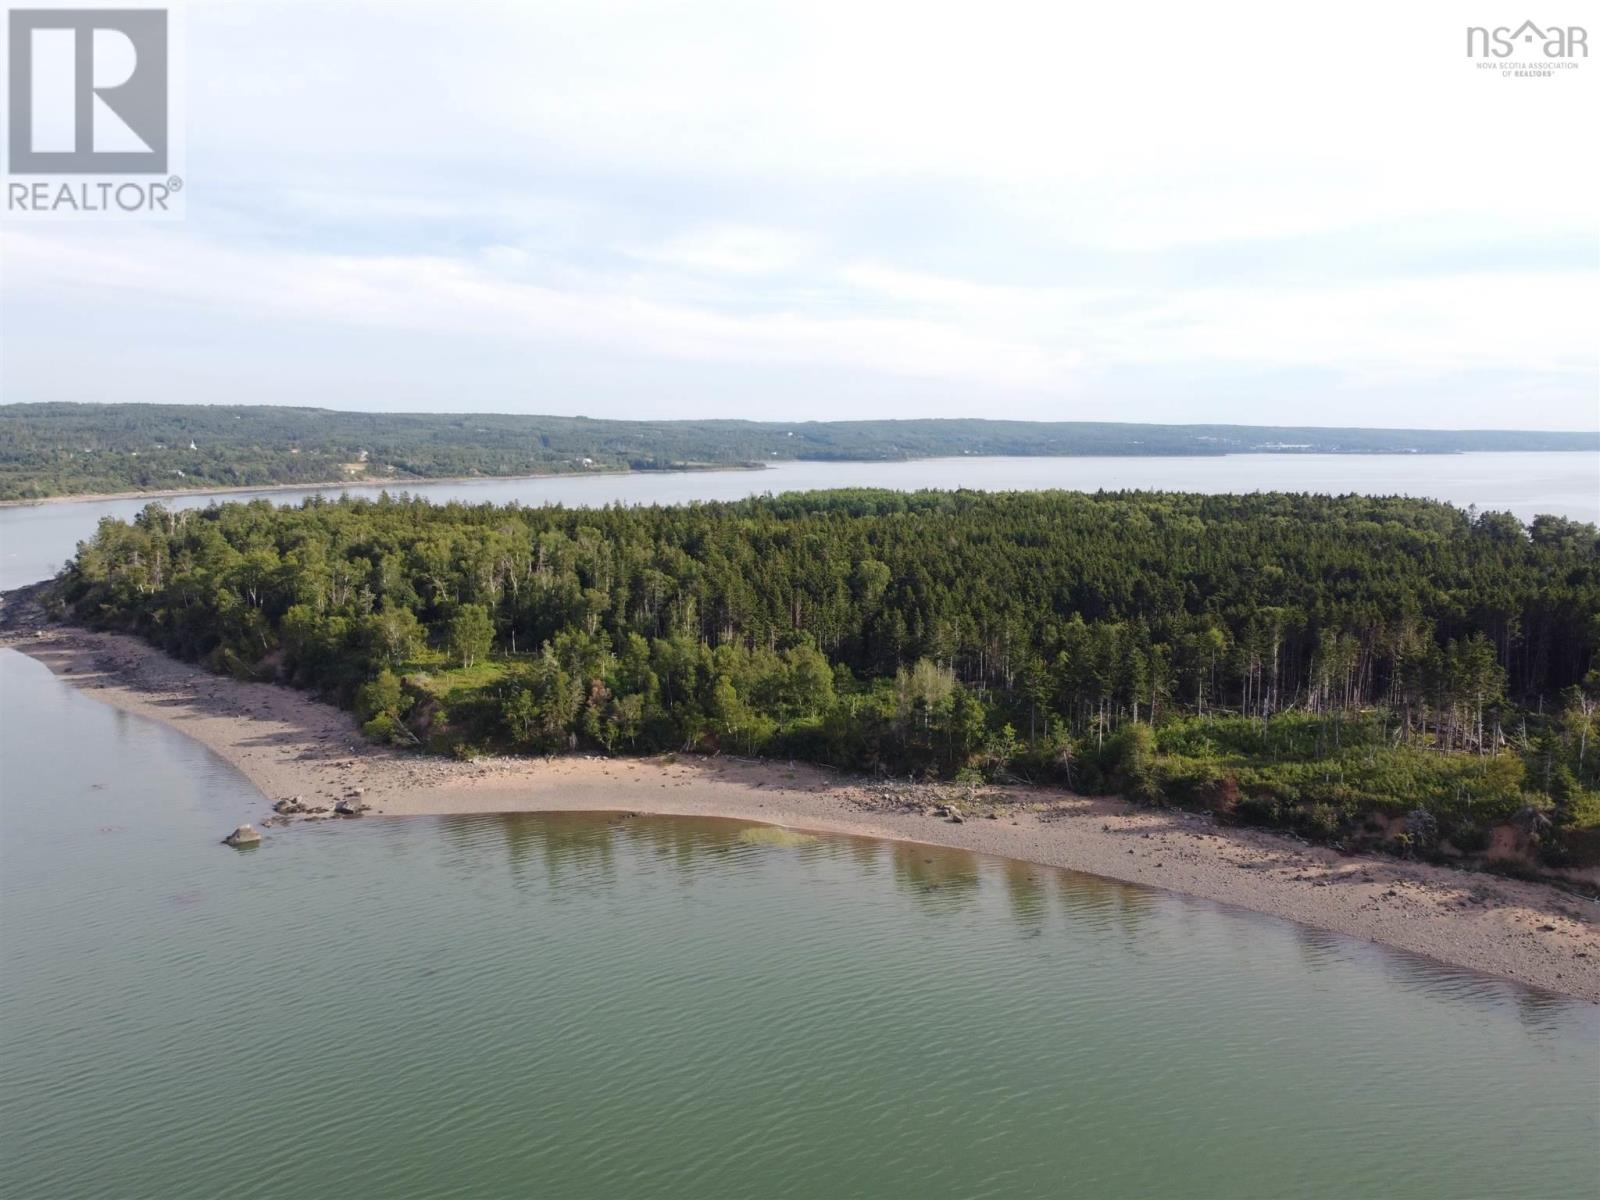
top-left (1, 0), bottom-right (1597, 429)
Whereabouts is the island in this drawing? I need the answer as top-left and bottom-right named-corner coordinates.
top-left (5, 487), bottom-right (1598, 996)
top-left (40, 487), bottom-right (1600, 857)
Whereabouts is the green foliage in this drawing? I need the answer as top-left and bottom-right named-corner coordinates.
top-left (447, 605), bottom-right (494, 668)
top-left (982, 724), bottom-right (1023, 779)
top-left (501, 652), bottom-right (583, 753)
top-left (361, 712), bottom-right (406, 744)
top-left (1112, 724), bottom-right (1160, 802)
top-left (367, 605), bottom-right (423, 665)
top-left (1301, 804), bottom-right (1344, 840)
top-left (356, 669), bottom-right (406, 722)
top-left (3, 401), bottom-right (1593, 500)
top-left (54, 489), bottom-right (1600, 857)
top-left (1448, 821), bottom-right (1491, 855)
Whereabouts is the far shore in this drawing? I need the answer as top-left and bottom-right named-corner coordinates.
top-left (3, 622), bottom-right (1598, 1003)
top-left (0, 462), bottom-right (767, 509)
top-left (9, 445), bottom-right (1593, 509)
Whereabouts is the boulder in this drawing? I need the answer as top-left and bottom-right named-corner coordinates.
top-left (222, 824), bottom-right (262, 847)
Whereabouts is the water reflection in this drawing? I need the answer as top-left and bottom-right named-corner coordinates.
top-left (888, 841), bottom-right (983, 910)
top-left (1286, 919), bottom-right (1582, 1033)
top-left (1000, 860), bottom-right (1048, 934)
top-left (416, 809), bottom-right (1597, 1053)
top-left (5, 713), bottom-right (1598, 1200)
top-left (1051, 870), bottom-right (1157, 940)
top-left (517, 810), bottom-right (621, 886)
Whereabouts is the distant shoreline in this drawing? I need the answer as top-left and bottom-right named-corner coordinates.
top-left (5, 621), bottom-right (1597, 1003)
top-left (3, 446), bottom-right (1596, 509)
top-left (0, 462), bottom-right (768, 509)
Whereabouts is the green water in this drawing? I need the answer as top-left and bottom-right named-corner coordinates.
top-left (1, 648), bottom-right (1597, 1199)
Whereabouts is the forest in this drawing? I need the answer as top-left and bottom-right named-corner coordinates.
top-left (3, 401), bottom-right (1595, 500)
top-left (56, 488), bottom-right (1600, 865)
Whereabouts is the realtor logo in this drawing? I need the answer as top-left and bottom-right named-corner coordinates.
top-left (7, 8), bottom-right (169, 173)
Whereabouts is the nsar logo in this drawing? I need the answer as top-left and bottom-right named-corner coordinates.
top-left (1466, 20), bottom-right (1587, 58)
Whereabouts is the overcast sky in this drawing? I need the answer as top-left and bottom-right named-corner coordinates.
top-left (2, 0), bottom-right (1596, 429)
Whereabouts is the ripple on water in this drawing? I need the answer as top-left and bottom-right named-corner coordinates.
top-left (3, 657), bottom-right (1599, 1199)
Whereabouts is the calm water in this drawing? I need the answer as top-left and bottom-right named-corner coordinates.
top-left (0, 651), bottom-right (1596, 1199)
top-left (2, 452), bottom-right (1599, 1197)
top-left (1, 451), bottom-right (1595, 592)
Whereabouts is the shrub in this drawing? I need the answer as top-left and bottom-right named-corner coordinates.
top-left (1544, 827), bottom-right (1600, 868)
top-left (1112, 724), bottom-right (1160, 803)
top-left (1403, 808), bottom-right (1440, 853)
top-left (356, 669), bottom-right (406, 722)
top-left (1235, 793), bottom-right (1281, 827)
top-left (1153, 757), bottom-right (1223, 806)
top-left (361, 712), bottom-right (404, 744)
top-left (1445, 820), bottom-right (1491, 855)
top-left (1299, 803), bottom-right (1343, 840)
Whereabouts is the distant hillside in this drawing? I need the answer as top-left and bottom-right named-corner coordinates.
top-left (0, 402), bottom-right (1594, 501)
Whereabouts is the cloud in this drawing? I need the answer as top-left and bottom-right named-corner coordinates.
top-left (7, 225), bottom-right (1588, 394)
top-left (1, 228), bottom-right (1080, 389)
top-left (1, 0), bottom-right (1595, 427)
top-left (630, 226), bottom-right (822, 276)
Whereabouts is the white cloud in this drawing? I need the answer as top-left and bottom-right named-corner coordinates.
top-left (0, 229), bottom-right (1078, 389)
top-left (1, 0), bottom-right (1595, 425)
top-left (192, 0), bottom-right (1597, 241)
top-left (630, 226), bottom-right (822, 276)
top-left (7, 226), bottom-right (1587, 392)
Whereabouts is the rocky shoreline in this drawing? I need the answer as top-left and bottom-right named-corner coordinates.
top-left (2, 612), bottom-right (1598, 1002)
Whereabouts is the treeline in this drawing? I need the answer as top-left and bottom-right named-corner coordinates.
top-left (58, 490), bottom-right (1600, 862)
top-left (4, 402), bottom-right (1596, 500)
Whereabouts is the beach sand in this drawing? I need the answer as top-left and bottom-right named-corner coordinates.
top-left (5, 624), bottom-right (1598, 1002)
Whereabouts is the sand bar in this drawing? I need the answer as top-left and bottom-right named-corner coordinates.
top-left (4, 624), bottom-right (1597, 1002)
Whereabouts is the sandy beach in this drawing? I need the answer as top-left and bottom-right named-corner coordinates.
top-left (4, 622), bottom-right (1598, 1002)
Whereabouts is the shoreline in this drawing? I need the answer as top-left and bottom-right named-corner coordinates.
top-left (0, 462), bottom-right (768, 509)
top-left (4, 624), bottom-right (1598, 1002)
top-left (8, 447), bottom-right (1595, 509)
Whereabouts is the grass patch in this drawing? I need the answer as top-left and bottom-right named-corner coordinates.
top-left (737, 826), bottom-right (818, 848)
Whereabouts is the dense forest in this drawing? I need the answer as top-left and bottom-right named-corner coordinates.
top-left (57, 489), bottom-right (1600, 865)
top-left (3, 402), bottom-right (1595, 500)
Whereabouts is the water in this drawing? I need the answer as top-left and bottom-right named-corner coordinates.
top-left (2, 451), bottom-right (1598, 1197)
top-left (2, 451), bottom-right (1595, 592)
top-left (0, 651), bottom-right (1595, 1199)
